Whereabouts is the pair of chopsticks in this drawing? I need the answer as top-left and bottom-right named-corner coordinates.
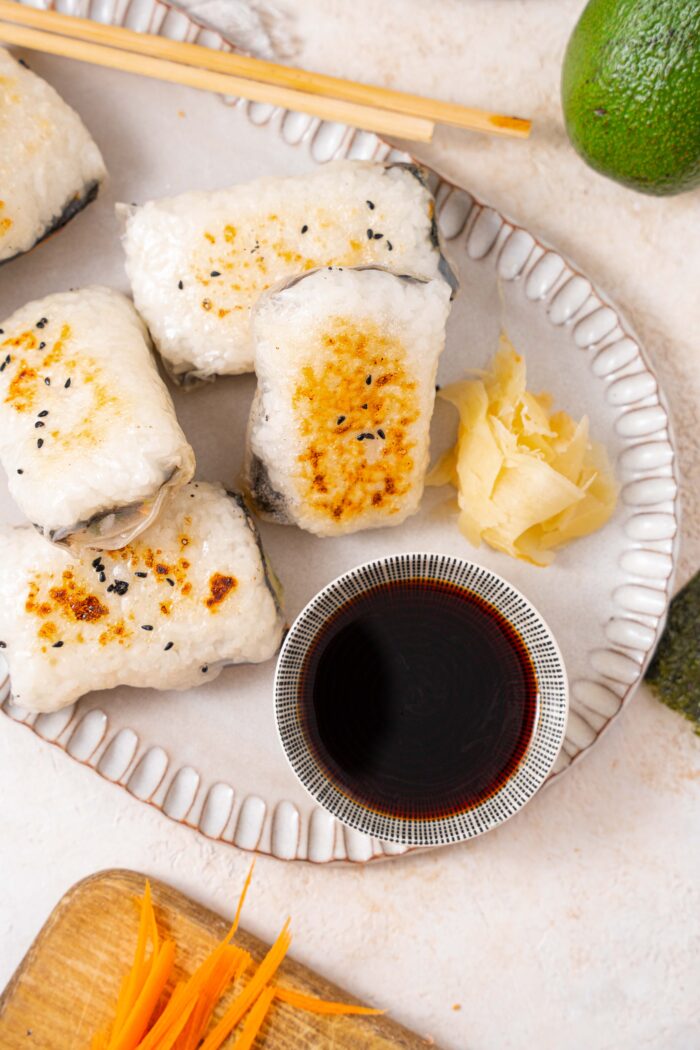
top-left (0, 0), bottom-right (532, 144)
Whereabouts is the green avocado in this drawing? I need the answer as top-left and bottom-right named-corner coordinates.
top-left (561, 0), bottom-right (700, 195)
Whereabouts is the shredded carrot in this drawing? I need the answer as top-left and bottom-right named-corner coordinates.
top-left (142, 863), bottom-right (256, 1050)
top-left (274, 986), bottom-right (384, 1015)
top-left (109, 940), bottom-right (175, 1050)
top-left (198, 921), bottom-right (292, 1050)
top-left (231, 860), bottom-right (255, 935)
top-left (231, 987), bottom-right (275, 1050)
top-left (176, 949), bottom-right (251, 1050)
top-left (146, 996), bottom-right (197, 1050)
top-left (111, 975), bottom-right (133, 1041)
top-left (112, 883), bottom-right (155, 1038)
top-left (135, 983), bottom-right (190, 1050)
top-left (140, 948), bottom-right (247, 1050)
top-left (97, 865), bottom-right (382, 1049)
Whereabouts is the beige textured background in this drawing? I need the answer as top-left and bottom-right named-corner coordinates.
top-left (1, 3), bottom-right (699, 1049)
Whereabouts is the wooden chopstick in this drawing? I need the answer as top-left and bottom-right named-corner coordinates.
top-left (0, 0), bottom-right (531, 140)
top-left (0, 18), bottom-right (433, 142)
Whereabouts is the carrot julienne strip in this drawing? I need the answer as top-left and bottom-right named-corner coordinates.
top-left (164, 863), bottom-right (256, 1048)
top-left (198, 921), bottom-right (292, 1050)
top-left (110, 865), bottom-right (256, 1050)
top-left (176, 949), bottom-right (251, 1050)
top-left (135, 982), bottom-right (190, 1050)
top-left (147, 996), bottom-right (197, 1050)
top-left (98, 864), bottom-right (382, 1050)
top-left (231, 987), bottom-right (275, 1050)
top-left (109, 940), bottom-right (176, 1050)
top-left (146, 948), bottom-right (247, 1050)
top-left (141, 940), bottom-right (247, 1050)
top-left (231, 860), bottom-right (255, 936)
top-left (111, 974), bottom-right (133, 1041)
top-left (112, 884), bottom-right (154, 1038)
top-left (274, 986), bottom-right (384, 1015)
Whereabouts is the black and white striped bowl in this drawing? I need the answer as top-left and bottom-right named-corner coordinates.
top-left (274, 553), bottom-right (568, 847)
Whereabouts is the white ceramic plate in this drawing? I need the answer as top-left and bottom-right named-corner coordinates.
top-left (0, 0), bottom-right (679, 864)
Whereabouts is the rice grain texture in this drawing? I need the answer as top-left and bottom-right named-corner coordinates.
top-left (119, 160), bottom-right (441, 382)
top-left (0, 482), bottom-right (285, 712)
top-left (0, 49), bottom-right (105, 263)
top-left (0, 287), bottom-right (195, 550)
top-left (245, 266), bottom-right (452, 536)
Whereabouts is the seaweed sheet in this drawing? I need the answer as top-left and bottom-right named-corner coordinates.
top-left (646, 571), bottom-right (700, 733)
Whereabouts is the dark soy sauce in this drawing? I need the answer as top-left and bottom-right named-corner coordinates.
top-left (299, 578), bottom-right (538, 821)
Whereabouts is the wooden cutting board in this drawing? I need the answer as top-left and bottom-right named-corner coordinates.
top-left (0, 869), bottom-right (435, 1049)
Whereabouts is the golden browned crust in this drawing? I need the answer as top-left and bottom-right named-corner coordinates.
top-left (291, 317), bottom-right (419, 526)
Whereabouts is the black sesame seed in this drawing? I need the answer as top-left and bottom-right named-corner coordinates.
top-left (366, 375), bottom-right (372, 385)
top-left (0, 363), bottom-right (5, 373)
top-left (364, 432), bottom-right (375, 440)
top-left (366, 200), bottom-right (375, 210)
top-left (52, 641), bottom-right (63, 648)
top-left (135, 571), bottom-right (148, 578)
top-left (37, 438), bottom-right (43, 448)
top-left (39, 342), bottom-right (46, 350)
top-left (387, 241), bottom-right (393, 251)
top-left (37, 410), bottom-right (48, 417)
top-left (164, 641), bottom-right (174, 651)
top-left (210, 270), bottom-right (221, 277)
top-left (99, 572), bottom-right (106, 583)
top-left (337, 415), bottom-right (346, 425)
top-left (166, 578), bottom-right (175, 587)
top-left (0, 329), bottom-right (3, 335)
top-left (0, 641), bottom-right (5, 648)
top-left (113, 580), bottom-right (129, 596)
top-left (16, 468), bottom-right (23, 474)
top-left (141, 624), bottom-right (153, 631)
top-left (373, 232), bottom-right (384, 240)
top-left (36, 318), bottom-right (48, 329)
top-left (4, 355), bottom-right (10, 365)
top-left (362, 403), bottom-right (368, 410)
top-left (301, 225), bottom-right (308, 234)
top-left (366, 228), bottom-right (373, 239)
top-left (201, 665), bottom-right (208, 673)
top-left (435, 384), bottom-right (441, 392)
top-left (377, 428), bottom-right (386, 439)
top-left (107, 584), bottom-right (115, 593)
top-left (178, 280), bottom-right (184, 290)
top-left (64, 378), bottom-right (71, 388)
top-left (34, 421), bottom-right (44, 428)
top-left (44, 377), bottom-right (51, 386)
top-left (357, 434), bottom-right (365, 441)
top-left (92, 557), bottom-right (102, 568)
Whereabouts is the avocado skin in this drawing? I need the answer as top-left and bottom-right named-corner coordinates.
top-left (561, 0), bottom-right (700, 196)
